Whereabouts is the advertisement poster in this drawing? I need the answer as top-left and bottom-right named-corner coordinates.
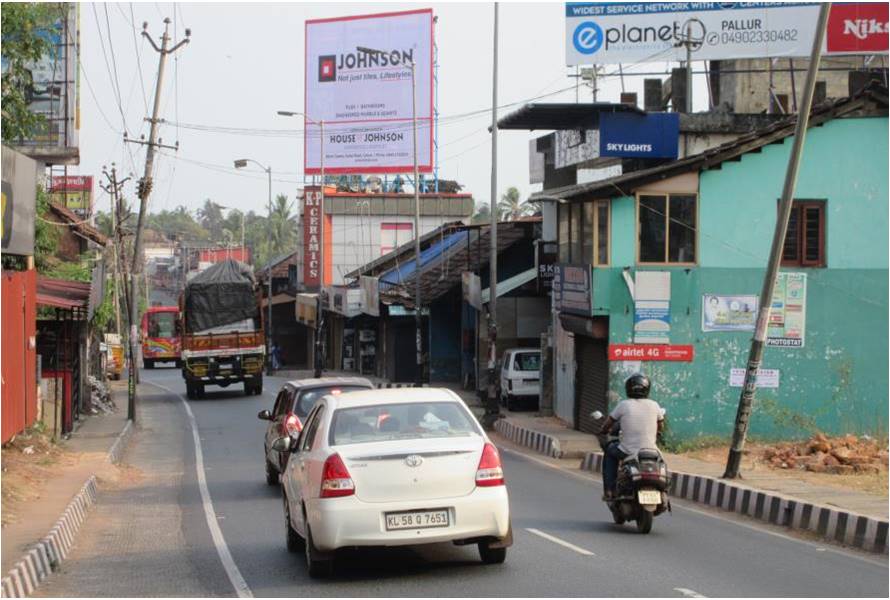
top-left (702, 294), bottom-right (758, 332)
top-left (634, 271), bottom-right (670, 344)
top-left (768, 272), bottom-right (807, 348)
top-left (729, 368), bottom-right (780, 389)
top-left (553, 264), bottom-right (592, 316)
top-left (49, 176), bottom-right (93, 216)
top-left (608, 344), bottom-right (693, 362)
top-left (565, 3), bottom-right (887, 66)
top-left (304, 9), bottom-right (434, 174)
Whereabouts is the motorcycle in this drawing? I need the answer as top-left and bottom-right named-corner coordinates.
top-left (591, 410), bottom-right (671, 534)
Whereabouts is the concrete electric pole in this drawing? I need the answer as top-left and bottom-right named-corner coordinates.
top-left (485, 2), bottom-right (500, 428)
top-left (125, 18), bottom-right (190, 422)
top-left (724, 3), bottom-right (831, 479)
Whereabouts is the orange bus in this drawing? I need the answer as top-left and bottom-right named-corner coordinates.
top-left (141, 306), bottom-right (181, 369)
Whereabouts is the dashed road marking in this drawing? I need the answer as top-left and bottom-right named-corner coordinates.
top-left (148, 381), bottom-right (253, 598)
top-left (674, 588), bottom-right (707, 598)
top-left (525, 528), bottom-right (595, 556)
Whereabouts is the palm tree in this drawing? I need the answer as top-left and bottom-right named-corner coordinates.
top-left (266, 194), bottom-right (297, 260)
top-left (497, 187), bottom-right (540, 220)
top-left (197, 199), bottom-right (224, 238)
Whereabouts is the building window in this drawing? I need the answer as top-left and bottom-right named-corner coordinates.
top-left (782, 201), bottom-right (825, 267)
top-left (559, 200), bottom-right (610, 266)
top-left (558, 203), bottom-right (569, 262)
top-left (570, 203), bottom-right (582, 262)
top-left (638, 194), bottom-right (696, 264)
top-left (380, 222), bottom-right (413, 256)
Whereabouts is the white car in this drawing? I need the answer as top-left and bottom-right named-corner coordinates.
top-left (499, 348), bottom-right (541, 411)
top-left (274, 387), bottom-right (512, 577)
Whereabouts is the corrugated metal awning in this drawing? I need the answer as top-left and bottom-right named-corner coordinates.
top-left (481, 267), bottom-right (537, 304)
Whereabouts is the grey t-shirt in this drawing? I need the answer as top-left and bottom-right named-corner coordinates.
top-left (610, 398), bottom-right (664, 454)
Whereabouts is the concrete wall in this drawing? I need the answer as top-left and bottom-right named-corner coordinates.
top-left (590, 116), bottom-right (888, 440)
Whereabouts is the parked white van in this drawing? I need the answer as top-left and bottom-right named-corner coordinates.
top-left (498, 348), bottom-right (541, 411)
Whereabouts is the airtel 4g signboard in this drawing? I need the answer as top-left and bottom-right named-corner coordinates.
top-left (566, 2), bottom-right (888, 66)
top-left (305, 9), bottom-right (434, 174)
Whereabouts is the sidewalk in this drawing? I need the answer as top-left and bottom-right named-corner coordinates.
top-left (1, 382), bottom-right (131, 577)
top-left (493, 410), bottom-right (889, 553)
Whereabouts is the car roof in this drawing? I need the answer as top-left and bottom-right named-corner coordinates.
top-left (323, 387), bottom-right (463, 409)
top-left (285, 377), bottom-right (375, 391)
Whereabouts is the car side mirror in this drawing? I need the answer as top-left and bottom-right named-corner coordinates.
top-left (591, 410), bottom-right (604, 420)
top-left (257, 410), bottom-right (272, 421)
top-left (271, 436), bottom-right (292, 452)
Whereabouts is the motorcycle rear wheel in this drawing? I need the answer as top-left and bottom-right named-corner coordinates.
top-left (636, 510), bottom-right (653, 534)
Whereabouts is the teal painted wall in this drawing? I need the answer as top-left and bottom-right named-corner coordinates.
top-left (589, 117), bottom-right (889, 440)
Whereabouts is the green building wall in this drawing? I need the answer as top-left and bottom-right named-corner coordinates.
top-left (591, 117), bottom-right (888, 441)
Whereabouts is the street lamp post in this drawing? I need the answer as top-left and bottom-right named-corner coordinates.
top-left (356, 46), bottom-right (423, 385)
top-left (234, 158), bottom-right (273, 375)
top-left (278, 110), bottom-right (326, 377)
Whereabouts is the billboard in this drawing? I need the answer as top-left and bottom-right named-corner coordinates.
top-left (565, 3), bottom-right (888, 66)
top-left (599, 112), bottom-right (679, 159)
top-left (1, 146), bottom-right (38, 256)
top-left (0, 3), bottom-right (80, 154)
top-left (305, 9), bottom-right (434, 175)
top-left (49, 175), bottom-right (92, 216)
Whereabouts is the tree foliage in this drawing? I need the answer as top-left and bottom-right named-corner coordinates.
top-left (0, 2), bottom-right (58, 143)
top-left (497, 186), bottom-right (539, 221)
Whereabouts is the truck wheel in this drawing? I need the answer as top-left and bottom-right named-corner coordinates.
top-left (196, 384), bottom-right (205, 398)
top-left (186, 383), bottom-right (195, 399)
top-left (244, 381), bottom-right (253, 396)
top-left (144, 359), bottom-right (154, 369)
top-left (253, 376), bottom-right (263, 395)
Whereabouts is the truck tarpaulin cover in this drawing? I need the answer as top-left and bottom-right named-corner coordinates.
top-left (184, 259), bottom-right (257, 333)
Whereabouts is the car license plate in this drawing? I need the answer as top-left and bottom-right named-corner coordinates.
top-left (385, 509), bottom-right (450, 531)
top-left (637, 490), bottom-right (661, 505)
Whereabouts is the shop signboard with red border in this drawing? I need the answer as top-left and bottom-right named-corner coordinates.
top-left (608, 343), bottom-right (694, 362)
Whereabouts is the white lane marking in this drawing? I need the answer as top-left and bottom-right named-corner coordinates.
top-left (674, 588), bottom-right (707, 598)
top-left (525, 528), bottom-right (595, 556)
top-left (497, 445), bottom-right (886, 568)
top-left (147, 382), bottom-right (253, 598)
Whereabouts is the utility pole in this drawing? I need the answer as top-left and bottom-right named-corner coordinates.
top-left (100, 165), bottom-right (131, 335)
top-left (724, 3), bottom-right (830, 479)
top-left (485, 2), bottom-right (500, 428)
top-left (676, 18), bottom-right (704, 113)
top-left (410, 59), bottom-right (423, 386)
top-left (316, 120), bottom-right (326, 378)
top-left (125, 18), bottom-right (190, 421)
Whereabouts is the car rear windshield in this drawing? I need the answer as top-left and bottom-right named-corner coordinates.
top-left (329, 401), bottom-right (481, 446)
top-left (513, 352), bottom-right (541, 371)
top-left (296, 385), bottom-right (369, 417)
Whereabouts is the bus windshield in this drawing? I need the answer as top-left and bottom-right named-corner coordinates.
top-left (147, 312), bottom-right (177, 338)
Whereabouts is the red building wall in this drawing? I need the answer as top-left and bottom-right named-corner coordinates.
top-left (1, 270), bottom-right (38, 443)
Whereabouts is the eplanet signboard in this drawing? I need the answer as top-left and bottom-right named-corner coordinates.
top-left (304, 9), bottom-right (434, 174)
top-left (565, 2), bottom-right (888, 66)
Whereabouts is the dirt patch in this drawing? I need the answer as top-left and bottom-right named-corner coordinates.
top-left (1, 427), bottom-right (81, 527)
top-left (684, 437), bottom-right (889, 498)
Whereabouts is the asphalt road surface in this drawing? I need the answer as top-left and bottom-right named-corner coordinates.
top-left (37, 368), bottom-right (890, 597)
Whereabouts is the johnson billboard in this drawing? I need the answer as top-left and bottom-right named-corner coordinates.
top-left (304, 9), bottom-right (434, 174)
top-left (566, 2), bottom-right (888, 66)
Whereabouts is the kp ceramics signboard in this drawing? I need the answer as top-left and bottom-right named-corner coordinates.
top-left (302, 187), bottom-right (332, 289)
top-left (305, 9), bottom-right (434, 174)
top-left (599, 113), bottom-right (679, 160)
top-left (566, 3), bottom-right (888, 66)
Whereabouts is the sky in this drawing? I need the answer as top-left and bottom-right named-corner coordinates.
top-left (76, 1), bottom-right (711, 218)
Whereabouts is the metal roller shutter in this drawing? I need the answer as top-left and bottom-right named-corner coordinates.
top-left (574, 335), bottom-right (608, 434)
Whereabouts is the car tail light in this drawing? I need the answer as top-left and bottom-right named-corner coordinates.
top-left (476, 443), bottom-right (505, 487)
top-left (320, 453), bottom-right (355, 498)
top-left (284, 413), bottom-right (302, 436)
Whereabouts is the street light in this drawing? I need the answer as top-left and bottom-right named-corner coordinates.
top-left (355, 45), bottom-right (423, 385)
top-left (278, 109), bottom-right (326, 377)
top-left (234, 157), bottom-right (274, 375)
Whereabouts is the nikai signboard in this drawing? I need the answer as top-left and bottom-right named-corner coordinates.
top-left (565, 2), bottom-right (888, 66)
top-left (305, 9), bottom-right (434, 174)
top-left (600, 113), bottom-right (678, 160)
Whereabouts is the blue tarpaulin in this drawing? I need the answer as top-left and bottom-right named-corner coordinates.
top-left (379, 230), bottom-right (469, 288)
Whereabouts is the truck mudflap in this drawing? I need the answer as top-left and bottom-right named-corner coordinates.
top-left (183, 354), bottom-right (264, 382)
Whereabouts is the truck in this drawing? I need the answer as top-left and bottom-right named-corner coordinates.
top-left (179, 259), bottom-right (265, 398)
top-left (141, 306), bottom-right (181, 369)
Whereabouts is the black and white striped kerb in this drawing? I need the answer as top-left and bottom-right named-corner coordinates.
top-left (1, 477), bottom-right (98, 598)
top-left (494, 419), bottom-right (562, 458)
top-left (581, 451), bottom-right (888, 554)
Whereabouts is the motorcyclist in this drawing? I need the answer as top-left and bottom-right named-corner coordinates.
top-left (600, 373), bottom-right (664, 500)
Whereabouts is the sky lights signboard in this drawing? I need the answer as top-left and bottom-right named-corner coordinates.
top-left (304, 9), bottom-right (434, 175)
top-left (599, 112), bottom-right (678, 159)
top-left (565, 2), bottom-right (888, 66)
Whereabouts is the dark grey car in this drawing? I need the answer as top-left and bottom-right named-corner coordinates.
top-left (257, 377), bottom-right (375, 485)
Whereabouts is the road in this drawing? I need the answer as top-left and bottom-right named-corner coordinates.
top-left (37, 367), bottom-right (889, 597)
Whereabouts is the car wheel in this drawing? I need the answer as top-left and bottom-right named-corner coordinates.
top-left (265, 459), bottom-right (278, 486)
top-left (283, 494), bottom-right (302, 553)
top-left (506, 394), bottom-right (519, 411)
top-left (305, 523), bottom-right (333, 578)
top-left (636, 510), bottom-right (653, 534)
top-left (478, 542), bottom-right (507, 564)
